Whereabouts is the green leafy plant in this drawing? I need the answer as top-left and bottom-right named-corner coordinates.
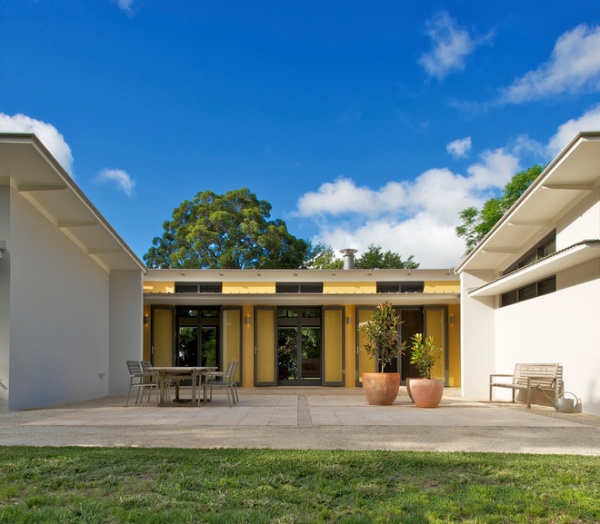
top-left (358, 302), bottom-right (405, 373)
top-left (410, 333), bottom-right (442, 379)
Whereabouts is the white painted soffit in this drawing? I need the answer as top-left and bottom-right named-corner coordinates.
top-left (456, 132), bottom-right (600, 273)
top-left (143, 292), bottom-right (461, 306)
top-left (0, 133), bottom-right (146, 273)
top-left (468, 241), bottom-right (600, 297)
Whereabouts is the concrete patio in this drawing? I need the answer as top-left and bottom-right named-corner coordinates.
top-left (1, 388), bottom-right (599, 455)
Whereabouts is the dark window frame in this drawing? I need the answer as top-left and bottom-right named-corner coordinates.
top-left (174, 283), bottom-right (223, 294)
top-left (501, 276), bottom-right (556, 307)
top-left (276, 283), bottom-right (323, 294)
top-left (376, 282), bottom-right (424, 293)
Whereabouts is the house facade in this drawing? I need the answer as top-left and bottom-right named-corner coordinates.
top-left (457, 132), bottom-right (600, 415)
top-left (0, 134), bottom-right (146, 410)
top-left (9, 130), bottom-right (600, 413)
top-left (143, 268), bottom-right (461, 389)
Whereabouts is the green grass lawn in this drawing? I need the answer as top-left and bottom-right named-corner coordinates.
top-left (0, 447), bottom-right (598, 523)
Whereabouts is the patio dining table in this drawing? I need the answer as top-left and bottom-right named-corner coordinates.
top-left (149, 366), bottom-right (217, 406)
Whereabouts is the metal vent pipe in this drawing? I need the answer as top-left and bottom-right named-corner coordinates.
top-left (339, 248), bottom-right (358, 270)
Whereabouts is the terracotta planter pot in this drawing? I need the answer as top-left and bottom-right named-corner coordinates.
top-left (406, 378), bottom-right (414, 403)
top-left (409, 378), bottom-right (444, 408)
top-left (362, 373), bottom-right (400, 405)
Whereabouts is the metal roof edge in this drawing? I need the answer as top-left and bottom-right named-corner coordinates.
top-left (0, 133), bottom-right (148, 274)
top-left (456, 131), bottom-right (600, 274)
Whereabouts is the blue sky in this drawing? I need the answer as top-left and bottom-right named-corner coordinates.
top-left (2, 1), bottom-right (600, 267)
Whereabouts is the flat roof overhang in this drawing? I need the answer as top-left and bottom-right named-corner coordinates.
top-left (144, 268), bottom-right (459, 283)
top-left (457, 132), bottom-right (600, 274)
top-left (143, 292), bottom-right (461, 307)
top-left (468, 240), bottom-right (600, 297)
top-left (0, 133), bottom-right (146, 273)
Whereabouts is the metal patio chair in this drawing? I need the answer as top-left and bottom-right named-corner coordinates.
top-left (126, 360), bottom-right (158, 406)
top-left (201, 361), bottom-right (239, 407)
top-left (140, 360), bottom-right (172, 404)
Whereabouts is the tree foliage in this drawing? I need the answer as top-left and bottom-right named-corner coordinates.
top-left (144, 188), bottom-right (312, 269)
top-left (305, 245), bottom-right (344, 269)
top-left (355, 244), bottom-right (419, 269)
top-left (456, 165), bottom-right (545, 254)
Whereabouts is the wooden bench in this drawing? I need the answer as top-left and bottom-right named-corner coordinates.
top-left (489, 363), bottom-right (563, 408)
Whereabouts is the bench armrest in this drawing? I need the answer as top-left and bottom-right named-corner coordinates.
top-left (490, 374), bottom-right (513, 381)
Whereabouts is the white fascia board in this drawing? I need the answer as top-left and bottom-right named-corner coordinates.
top-left (143, 292), bottom-right (461, 306)
top-left (468, 241), bottom-right (600, 297)
top-left (144, 268), bottom-right (459, 282)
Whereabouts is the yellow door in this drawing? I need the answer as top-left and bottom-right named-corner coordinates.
top-left (254, 307), bottom-right (276, 385)
top-left (152, 307), bottom-right (174, 366)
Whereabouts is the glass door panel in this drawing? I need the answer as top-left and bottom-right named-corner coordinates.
top-left (177, 326), bottom-right (198, 366)
top-left (277, 327), bottom-right (298, 381)
top-left (300, 327), bottom-right (321, 382)
top-left (201, 327), bottom-right (218, 367)
top-left (400, 309), bottom-right (423, 382)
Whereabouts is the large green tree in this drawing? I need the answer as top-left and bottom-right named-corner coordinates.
top-left (456, 165), bottom-right (544, 254)
top-left (144, 188), bottom-right (312, 269)
top-left (355, 244), bottom-right (419, 269)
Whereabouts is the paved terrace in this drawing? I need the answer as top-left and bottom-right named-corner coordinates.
top-left (1, 388), bottom-right (599, 455)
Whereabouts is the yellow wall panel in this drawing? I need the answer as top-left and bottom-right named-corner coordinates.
top-left (222, 309), bottom-right (241, 382)
top-left (324, 282), bottom-right (377, 294)
top-left (152, 309), bottom-right (173, 366)
top-left (424, 281), bottom-right (460, 293)
top-left (223, 282), bottom-right (276, 294)
top-left (323, 309), bottom-right (343, 383)
top-left (447, 304), bottom-right (461, 387)
top-left (255, 308), bottom-right (275, 383)
top-left (143, 282), bottom-right (175, 294)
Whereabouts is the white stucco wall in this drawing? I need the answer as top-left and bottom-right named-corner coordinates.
top-left (460, 270), bottom-right (497, 400)
top-left (109, 270), bottom-right (144, 395)
top-left (0, 187), bottom-right (10, 409)
top-left (8, 188), bottom-right (111, 410)
top-left (495, 266), bottom-right (600, 415)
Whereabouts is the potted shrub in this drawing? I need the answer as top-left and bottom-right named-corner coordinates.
top-left (358, 302), bottom-right (405, 405)
top-left (408, 333), bottom-right (444, 408)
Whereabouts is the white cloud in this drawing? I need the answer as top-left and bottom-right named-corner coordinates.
top-left (446, 137), bottom-right (472, 158)
top-left (317, 215), bottom-right (466, 268)
top-left (295, 147), bottom-right (519, 267)
top-left (466, 148), bottom-right (519, 190)
top-left (115, 0), bottom-right (135, 13)
top-left (96, 168), bottom-right (136, 197)
top-left (296, 178), bottom-right (406, 218)
top-left (546, 103), bottom-right (600, 156)
top-left (419, 12), bottom-right (490, 80)
top-left (0, 112), bottom-right (74, 174)
top-left (499, 24), bottom-right (600, 104)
